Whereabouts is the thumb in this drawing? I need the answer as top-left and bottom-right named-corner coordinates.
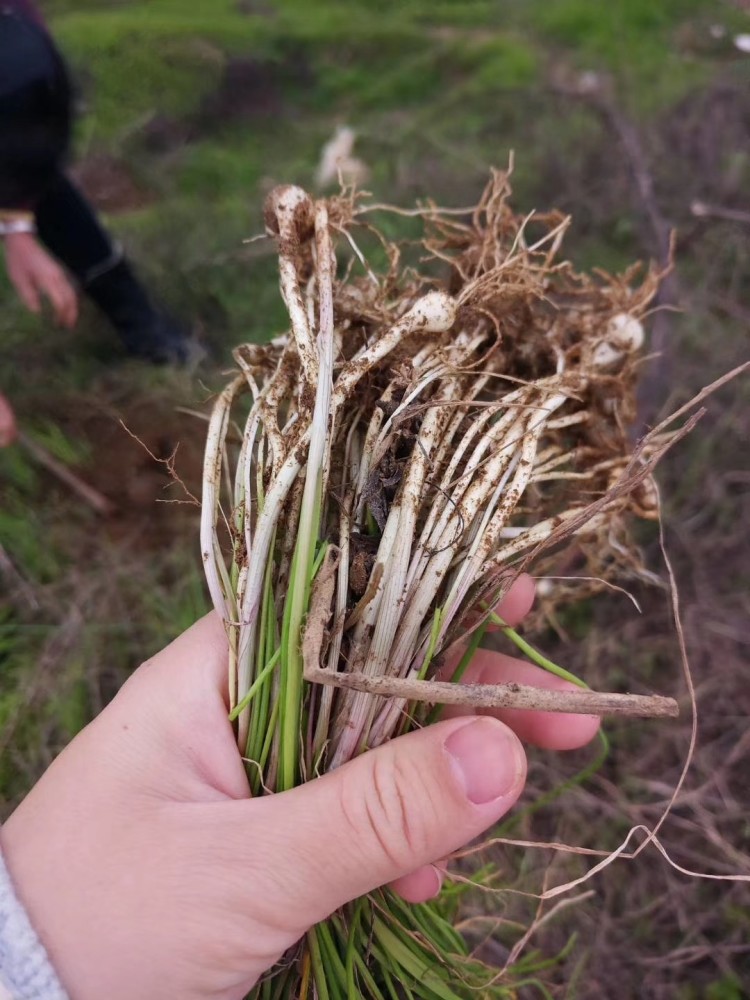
top-left (236, 717), bottom-right (526, 933)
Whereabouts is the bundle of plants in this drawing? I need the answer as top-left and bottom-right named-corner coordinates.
top-left (200, 171), bottom-right (688, 998)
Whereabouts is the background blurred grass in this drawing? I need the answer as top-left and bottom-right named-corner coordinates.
top-left (1, 1), bottom-right (749, 996)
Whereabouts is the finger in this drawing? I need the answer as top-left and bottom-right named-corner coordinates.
top-left (232, 716), bottom-right (526, 934)
top-left (0, 393), bottom-right (17, 447)
top-left (389, 863), bottom-right (443, 904)
top-left (109, 612), bottom-right (249, 801)
top-left (46, 275), bottom-right (77, 328)
top-left (61, 278), bottom-right (78, 328)
top-left (446, 650), bottom-right (600, 750)
top-left (132, 611), bottom-right (234, 731)
top-left (457, 574), bottom-right (536, 641)
top-left (491, 573), bottom-right (536, 629)
top-left (138, 611), bottom-right (229, 696)
top-left (439, 573), bottom-right (535, 687)
top-left (16, 277), bottom-right (41, 314)
top-left (58, 280), bottom-right (78, 328)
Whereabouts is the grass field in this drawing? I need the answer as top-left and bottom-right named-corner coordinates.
top-left (1, 1), bottom-right (749, 996)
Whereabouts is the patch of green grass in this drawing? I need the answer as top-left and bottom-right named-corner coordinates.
top-left (46, 0), bottom-right (734, 167)
top-left (531, 0), bottom-right (707, 47)
top-left (564, 232), bottom-right (640, 277)
top-left (175, 144), bottom-right (267, 203)
top-left (35, 0), bottom-right (724, 357)
top-left (456, 34), bottom-right (539, 94)
top-left (0, 457), bottom-right (66, 582)
top-left (53, 669), bottom-right (90, 739)
top-left (57, 20), bottom-right (227, 144)
top-left (500, 0), bottom-right (715, 112)
top-left (556, 599), bottom-right (595, 642)
top-left (105, 194), bottom-right (291, 347)
top-left (141, 553), bottom-right (210, 643)
top-left (311, 46), bottom-right (442, 112)
top-left (680, 974), bottom-right (746, 1000)
top-left (51, 0), bottom-right (547, 146)
top-left (0, 540), bottom-right (209, 808)
top-left (0, 423), bottom-right (94, 587)
top-left (26, 421), bottom-right (92, 466)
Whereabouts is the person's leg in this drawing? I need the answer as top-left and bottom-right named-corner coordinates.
top-left (33, 171), bottom-right (112, 276)
top-left (34, 173), bottom-right (192, 362)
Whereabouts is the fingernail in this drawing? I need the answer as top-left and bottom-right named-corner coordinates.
top-left (427, 865), bottom-right (444, 898)
top-left (445, 719), bottom-right (524, 804)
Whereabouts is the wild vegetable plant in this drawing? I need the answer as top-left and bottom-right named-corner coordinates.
top-left (201, 173), bottom-right (686, 998)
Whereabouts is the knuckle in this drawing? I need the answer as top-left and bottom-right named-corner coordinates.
top-left (339, 751), bottom-right (439, 872)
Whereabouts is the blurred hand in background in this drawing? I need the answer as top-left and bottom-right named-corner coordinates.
top-left (3, 230), bottom-right (78, 328)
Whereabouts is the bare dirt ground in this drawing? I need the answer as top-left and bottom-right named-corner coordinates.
top-left (71, 153), bottom-right (155, 214)
top-left (45, 390), bottom-right (205, 544)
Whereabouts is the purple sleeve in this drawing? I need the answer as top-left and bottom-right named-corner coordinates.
top-left (2, 1), bottom-right (46, 29)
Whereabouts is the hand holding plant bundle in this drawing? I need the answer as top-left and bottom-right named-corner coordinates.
top-left (200, 172), bottom-right (689, 997)
top-left (1, 584), bottom-right (599, 1000)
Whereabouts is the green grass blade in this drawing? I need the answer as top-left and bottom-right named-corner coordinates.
top-left (307, 926), bottom-right (331, 1000)
top-left (229, 647), bottom-right (280, 721)
top-left (345, 898), bottom-right (366, 999)
top-left (372, 917), bottom-right (463, 1000)
top-left (490, 613), bottom-right (588, 689)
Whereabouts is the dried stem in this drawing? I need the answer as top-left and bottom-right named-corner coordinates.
top-left (19, 432), bottom-right (115, 516)
top-left (304, 666), bottom-right (679, 719)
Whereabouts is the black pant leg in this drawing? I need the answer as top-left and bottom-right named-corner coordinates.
top-left (34, 171), bottom-right (116, 283)
top-left (34, 173), bottom-right (189, 361)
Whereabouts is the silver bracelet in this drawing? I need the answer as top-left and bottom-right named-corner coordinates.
top-left (0, 218), bottom-right (36, 237)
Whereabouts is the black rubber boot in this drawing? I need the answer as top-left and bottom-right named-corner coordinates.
top-left (84, 258), bottom-right (195, 365)
top-left (34, 174), bottom-right (199, 365)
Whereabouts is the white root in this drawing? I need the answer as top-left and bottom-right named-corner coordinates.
top-left (200, 179), bottom-right (683, 778)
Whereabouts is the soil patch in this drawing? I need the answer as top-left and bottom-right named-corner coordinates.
top-left (235, 0), bottom-right (277, 16)
top-left (657, 81), bottom-right (750, 211)
top-left (194, 54), bottom-right (312, 129)
top-left (138, 113), bottom-right (195, 155)
top-left (137, 54), bottom-right (311, 155)
top-left (39, 391), bottom-right (207, 550)
top-left (71, 153), bottom-right (155, 214)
